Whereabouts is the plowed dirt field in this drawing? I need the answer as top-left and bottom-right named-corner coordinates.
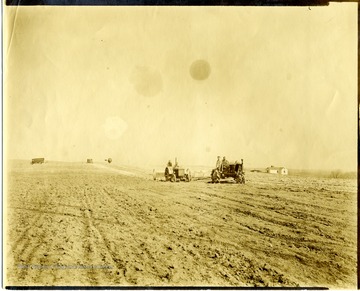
top-left (5, 161), bottom-right (357, 288)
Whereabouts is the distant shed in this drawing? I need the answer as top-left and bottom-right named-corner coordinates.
top-left (31, 158), bottom-right (44, 164)
top-left (266, 166), bottom-right (288, 175)
top-left (87, 159), bottom-right (93, 163)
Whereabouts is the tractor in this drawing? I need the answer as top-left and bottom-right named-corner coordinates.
top-left (211, 159), bottom-right (245, 184)
top-left (165, 158), bottom-right (191, 182)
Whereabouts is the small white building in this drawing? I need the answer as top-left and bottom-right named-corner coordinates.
top-left (266, 166), bottom-right (288, 175)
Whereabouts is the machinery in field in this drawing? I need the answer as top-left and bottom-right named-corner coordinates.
top-left (211, 159), bottom-right (245, 184)
top-left (31, 158), bottom-right (45, 164)
top-left (164, 158), bottom-right (191, 182)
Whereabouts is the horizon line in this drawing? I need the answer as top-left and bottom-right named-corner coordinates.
top-left (6, 158), bottom-right (357, 173)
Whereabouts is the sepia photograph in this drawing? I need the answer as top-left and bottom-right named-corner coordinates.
top-left (3, 2), bottom-right (357, 288)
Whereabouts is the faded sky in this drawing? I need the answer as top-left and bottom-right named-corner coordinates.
top-left (4, 4), bottom-right (357, 170)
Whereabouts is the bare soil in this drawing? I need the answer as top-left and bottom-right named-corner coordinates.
top-left (5, 161), bottom-right (357, 288)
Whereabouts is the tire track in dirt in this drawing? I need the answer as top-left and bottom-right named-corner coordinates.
top-left (99, 187), bottom-right (183, 285)
top-left (140, 181), bottom-right (354, 287)
top-left (227, 187), bottom-right (355, 244)
top-left (78, 188), bottom-right (124, 285)
top-left (208, 183), bottom-right (356, 286)
top-left (161, 205), bottom-right (298, 285)
top-left (83, 181), bottom-right (162, 284)
top-left (202, 185), bottom-right (353, 241)
top-left (186, 186), bottom-right (353, 244)
top-left (7, 183), bottom-right (56, 283)
top-left (199, 189), bottom-right (337, 227)
top-left (6, 162), bottom-right (357, 288)
top-left (8, 172), bottom-right (120, 286)
top-left (99, 184), bottom-right (296, 286)
top-left (98, 185), bottom-right (237, 285)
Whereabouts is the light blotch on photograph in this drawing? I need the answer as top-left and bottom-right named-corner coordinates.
top-left (103, 116), bottom-right (128, 140)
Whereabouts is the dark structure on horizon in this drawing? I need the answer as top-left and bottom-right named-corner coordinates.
top-left (31, 158), bottom-right (45, 165)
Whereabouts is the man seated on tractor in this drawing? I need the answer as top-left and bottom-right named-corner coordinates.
top-left (221, 156), bottom-right (229, 171)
